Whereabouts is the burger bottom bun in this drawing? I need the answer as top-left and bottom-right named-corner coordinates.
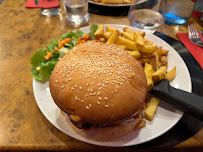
top-left (61, 109), bottom-right (145, 141)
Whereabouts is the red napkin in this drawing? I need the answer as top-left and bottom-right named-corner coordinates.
top-left (26, 0), bottom-right (59, 8)
top-left (177, 33), bottom-right (203, 69)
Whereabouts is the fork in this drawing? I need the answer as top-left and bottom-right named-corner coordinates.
top-left (188, 25), bottom-right (203, 47)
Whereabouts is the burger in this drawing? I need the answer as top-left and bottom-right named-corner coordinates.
top-left (49, 41), bottom-right (147, 141)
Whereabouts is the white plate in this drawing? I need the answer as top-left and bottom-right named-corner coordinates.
top-left (33, 24), bottom-right (192, 147)
top-left (89, 0), bottom-right (130, 7)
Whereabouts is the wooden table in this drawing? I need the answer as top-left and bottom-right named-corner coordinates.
top-left (0, 0), bottom-right (202, 151)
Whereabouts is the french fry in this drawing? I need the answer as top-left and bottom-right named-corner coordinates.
top-left (137, 38), bottom-right (145, 50)
top-left (98, 37), bottom-right (106, 43)
top-left (145, 97), bottom-right (160, 121)
top-left (166, 66), bottom-right (176, 82)
top-left (156, 47), bottom-right (162, 61)
top-left (144, 40), bottom-right (153, 46)
top-left (106, 29), bottom-right (119, 44)
top-left (161, 56), bottom-right (168, 67)
top-left (127, 50), bottom-right (141, 59)
top-left (140, 45), bottom-right (157, 54)
top-left (103, 32), bottom-right (112, 40)
top-left (101, 0), bottom-right (123, 4)
top-left (152, 66), bottom-right (167, 82)
top-left (94, 24), bottom-right (104, 39)
top-left (121, 32), bottom-right (134, 41)
top-left (117, 45), bottom-right (129, 50)
top-left (141, 58), bottom-right (151, 64)
top-left (137, 120), bottom-right (146, 128)
top-left (123, 27), bottom-right (135, 34)
top-left (123, 0), bottom-right (132, 4)
top-left (144, 63), bottom-right (154, 91)
top-left (141, 52), bottom-right (155, 59)
top-left (116, 36), bottom-right (138, 50)
top-left (161, 49), bottom-right (169, 55)
top-left (149, 57), bottom-right (157, 70)
top-left (154, 50), bottom-right (160, 69)
top-left (106, 26), bottom-right (117, 33)
top-left (135, 31), bottom-right (145, 38)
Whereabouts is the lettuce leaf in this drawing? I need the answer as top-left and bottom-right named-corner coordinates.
top-left (89, 24), bottom-right (99, 40)
top-left (76, 30), bottom-right (85, 38)
top-left (31, 49), bottom-right (47, 66)
top-left (46, 39), bottom-right (58, 52)
top-left (31, 61), bottom-right (58, 82)
top-left (31, 24), bottom-right (99, 82)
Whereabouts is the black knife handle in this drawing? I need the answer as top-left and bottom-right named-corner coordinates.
top-left (151, 79), bottom-right (203, 121)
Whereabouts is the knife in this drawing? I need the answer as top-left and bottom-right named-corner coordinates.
top-left (150, 79), bottom-right (203, 121)
top-left (200, 30), bottom-right (203, 37)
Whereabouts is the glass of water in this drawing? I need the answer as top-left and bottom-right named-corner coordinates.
top-left (39, 0), bottom-right (61, 17)
top-left (128, 0), bottom-right (167, 32)
top-left (63, 0), bottom-right (90, 26)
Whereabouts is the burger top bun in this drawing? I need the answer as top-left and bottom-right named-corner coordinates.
top-left (49, 41), bottom-right (147, 126)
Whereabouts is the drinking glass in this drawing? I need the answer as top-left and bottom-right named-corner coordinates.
top-left (165, 0), bottom-right (196, 25)
top-left (38, 0), bottom-right (61, 17)
top-left (128, 0), bottom-right (167, 32)
top-left (63, 0), bottom-right (90, 26)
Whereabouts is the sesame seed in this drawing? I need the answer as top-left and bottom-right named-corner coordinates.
top-left (61, 86), bottom-right (65, 89)
top-left (69, 78), bottom-right (72, 81)
top-left (97, 101), bottom-right (101, 104)
top-left (97, 92), bottom-right (100, 95)
top-left (86, 106), bottom-right (89, 110)
top-left (79, 86), bottom-right (82, 90)
top-left (81, 100), bottom-right (84, 103)
top-left (115, 90), bottom-right (118, 93)
top-left (98, 97), bottom-right (102, 100)
top-left (105, 105), bottom-right (109, 108)
top-left (75, 84), bottom-right (77, 88)
top-left (85, 94), bottom-right (88, 97)
top-left (75, 96), bottom-right (78, 100)
top-left (71, 87), bottom-right (75, 90)
top-left (104, 97), bottom-right (108, 100)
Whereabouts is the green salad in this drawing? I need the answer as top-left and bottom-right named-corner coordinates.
top-left (31, 24), bottom-right (99, 82)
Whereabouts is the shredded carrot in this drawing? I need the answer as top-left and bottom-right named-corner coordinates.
top-left (81, 40), bottom-right (85, 43)
top-left (44, 52), bottom-right (53, 60)
top-left (54, 47), bottom-right (59, 52)
top-left (81, 37), bottom-right (84, 40)
top-left (58, 40), bottom-right (63, 48)
top-left (94, 40), bottom-right (98, 42)
top-left (63, 52), bottom-right (67, 55)
top-left (47, 52), bottom-right (52, 56)
top-left (78, 38), bottom-right (81, 44)
top-left (61, 38), bottom-right (71, 45)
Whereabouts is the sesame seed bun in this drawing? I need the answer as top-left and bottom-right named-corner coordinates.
top-left (49, 41), bottom-right (147, 126)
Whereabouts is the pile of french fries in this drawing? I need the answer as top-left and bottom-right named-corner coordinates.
top-left (94, 25), bottom-right (177, 122)
top-left (91, 0), bottom-right (132, 4)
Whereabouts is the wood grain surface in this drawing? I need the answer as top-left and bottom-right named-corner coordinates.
top-left (0, 0), bottom-right (202, 151)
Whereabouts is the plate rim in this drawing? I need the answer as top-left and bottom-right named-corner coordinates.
top-left (33, 24), bottom-right (192, 147)
top-left (88, 0), bottom-right (131, 7)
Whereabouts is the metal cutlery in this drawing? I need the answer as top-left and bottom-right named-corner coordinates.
top-left (188, 25), bottom-right (203, 47)
top-left (150, 79), bottom-right (203, 121)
